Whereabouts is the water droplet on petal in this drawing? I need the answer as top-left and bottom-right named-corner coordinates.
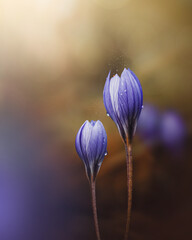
top-left (124, 89), bottom-right (127, 92)
top-left (107, 113), bottom-right (110, 117)
top-left (105, 152), bottom-right (108, 156)
top-left (97, 162), bottom-right (102, 167)
top-left (142, 105), bottom-right (144, 109)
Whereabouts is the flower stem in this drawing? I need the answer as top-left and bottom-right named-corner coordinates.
top-left (90, 178), bottom-right (101, 240)
top-left (124, 142), bottom-right (133, 240)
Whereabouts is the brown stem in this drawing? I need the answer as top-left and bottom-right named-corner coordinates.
top-left (124, 141), bottom-right (133, 240)
top-left (90, 178), bottom-right (101, 240)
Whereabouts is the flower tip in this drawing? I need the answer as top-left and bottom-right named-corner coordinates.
top-left (107, 71), bottom-right (111, 79)
top-left (112, 73), bottom-right (120, 79)
top-left (121, 67), bottom-right (127, 74)
top-left (127, 68), bottom-right (135, 76)
top-left (90, 120), bottom-right (96, 126)
top-left (96, 119), bottom-right (101, 125)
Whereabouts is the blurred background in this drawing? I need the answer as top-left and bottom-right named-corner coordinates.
top-left (0, 0), bottom-right (192, 239)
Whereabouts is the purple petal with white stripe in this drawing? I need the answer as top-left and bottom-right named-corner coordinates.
top-left (103, 68), bottom-right (143, 142)
top-left (75, 120), bottom-right (107, 181)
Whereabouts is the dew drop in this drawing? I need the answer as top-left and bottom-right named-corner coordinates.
top-left (142, 105), bottom-right (144, 109)
top-left (124, 89), bottom-right (127, 92)
top-left (106, 113), bottom-right (110, 117)
top-left (120, 93), bottom-right (123, 96)
top-left (105, 152), bottom-right (108, 156)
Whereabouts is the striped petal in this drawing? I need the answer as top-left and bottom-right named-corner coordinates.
top-left (103, 68), bottom-right (143, 142)
top-left (75, 120), bottom-right (107, 181)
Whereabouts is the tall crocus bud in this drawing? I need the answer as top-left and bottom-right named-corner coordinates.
top-left (75, 120), bottom-right (107, 240)
top-left (75, 120), bottom-right (107, 182)
top-left (103, 68), bottom-right (143, 239)
top-left (103, 68), bottom-right (143, 143)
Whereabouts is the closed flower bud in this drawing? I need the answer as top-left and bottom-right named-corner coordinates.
top-left (103, 68), bottom-right (143, 143)
top-left (75, 120), bottom-right (107, 181)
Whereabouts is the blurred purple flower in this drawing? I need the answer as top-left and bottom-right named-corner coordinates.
top-left (0, 164), bottom-right (32, 240)
top-left (75, 120), bottom-right (107, 181)
top-left (103, 68), bottom-right (143, 143)
top-left (137, 104), bottom-right (161, 145)
top-left (160, 111), bottom-right (186, 149)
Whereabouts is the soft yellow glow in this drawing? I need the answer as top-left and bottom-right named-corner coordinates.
top-left (1, 0), bottom-right (79, 73)
top-left (93, 0), bottom-right (129, 9)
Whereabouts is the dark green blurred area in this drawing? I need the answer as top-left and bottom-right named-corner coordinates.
top-left (0, 0), bottom-right (192, 239)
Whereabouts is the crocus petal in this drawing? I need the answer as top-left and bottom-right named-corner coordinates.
top-left (88, 120), bottom-right (107, 179)
top-left (119, 69), bottom-right (132, 120)
top-left (117, 69), bottom-right (136, 139)
top-left (75, 121), bottom-right (92, 180)
top-left (97, 120), bottom-right (107, 160)
top-left (121, 69), bottom-right (135, 118)
top-left (109, 74), bottom-right (121, 117)
top-left (86, 123), bottom-right (101, 170)
top-left (128, 69), bottom-right (143, 106)
top-left (75, 120), bottom-right (88, 166)
top-left (80, 121), bottom-right (92, 163)
top-left (103, 72), bottom-right (117, 123)
top-left (93, 120), bottom-right (107, 163)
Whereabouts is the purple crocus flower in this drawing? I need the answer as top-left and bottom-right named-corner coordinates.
top-left (103, 68), bottom-right (143, 143)
top-left (75, 120), bottom-right (107, 181)
top-left (103, 68), bottom-right (143, 239)
top-left (160, 111), bottom-right (186, 149)
top-left (137, 104), bottom-right (161, 145)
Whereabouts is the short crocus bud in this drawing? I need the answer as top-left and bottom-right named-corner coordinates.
top-left (75, 120), bottom-right (107, 182)
top-left (103, 68), bottom-right (143, 143)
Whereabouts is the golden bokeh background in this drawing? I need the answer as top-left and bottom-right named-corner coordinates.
top-left (0, 0), bottom-right (192, 239)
